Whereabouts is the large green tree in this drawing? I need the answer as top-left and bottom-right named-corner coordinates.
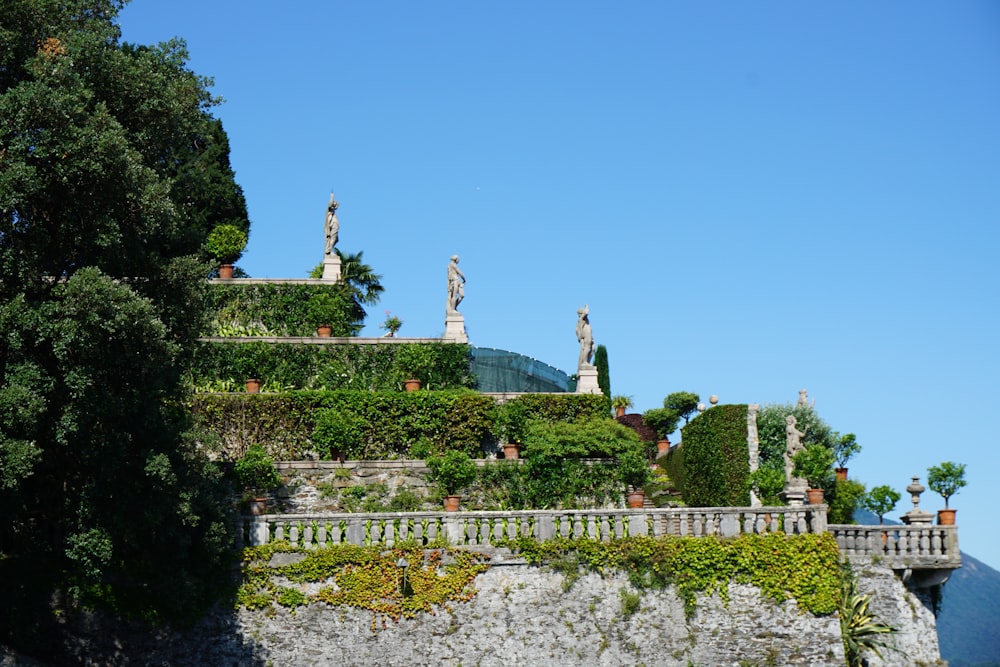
top-left (0, 0), bottom-right (245, 653)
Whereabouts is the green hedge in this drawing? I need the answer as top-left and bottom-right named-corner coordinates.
top-left (191, 390), bottom-right (610, 461)
top-left (207, 282), bottom-right (358, 336)
top-left (188, 342), bottom-right (475, 391)
top-left (678, 404), bottom-right (749, 507)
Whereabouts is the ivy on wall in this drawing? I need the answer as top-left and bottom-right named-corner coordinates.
top-left (188, 342), bottom-right (475, 392)
top-left (507, 532), bottom-right (841, 618)
top-left (678, 404), bottom-right (749, 507)
top-left (208, 282), bottom-right (358, 336)
top-left (191, 391), bottom-right (610, 461)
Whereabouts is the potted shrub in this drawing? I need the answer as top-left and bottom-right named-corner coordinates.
top-left (792, 444), bottom-right (835, 504)
top-left (312, 409), bottom-right (364, 462)
top-left (860, 485), bottom-right (901, 525)
top-left (235, 444), bottom-right (282, 514)
top-left (233, 342), bottom-right (268, 393)
top-left (927, 461), bottom-right (966, 525)
top-left (305, 291), bottom-right (342, 337)
top-left (642, 407), bottom-right (679, 456)
top-left (380, 310), bottom-right (403, 337)
top-left (493, 401), bottom-right (528, 459)
top-left (618, 450), bottom-right (653, 508)
top-left (611, 395), bottom-right (633, 418)
top-left (206, 223), bottom-right (248, 279)
top-left (395, 343), bottom-right (436, 391)
top-left (832, 432), bottom-right (861, 481)
top-left (426, 450), bottom-right (478, 511)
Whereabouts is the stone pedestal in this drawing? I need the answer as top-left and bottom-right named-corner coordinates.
top-left (781, 483), bottom-right (807, 507)
top-left (575, 366), bottom-right (600, 395)
top-left (443, 313), bottom-right (468, 343)
top-left (322, 254), bottom-right (341, 282)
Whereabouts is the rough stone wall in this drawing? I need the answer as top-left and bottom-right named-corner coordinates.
top-left (272, 461), bottom-right (434, 513)
top-left (15, 561), bottom-right (944, 666)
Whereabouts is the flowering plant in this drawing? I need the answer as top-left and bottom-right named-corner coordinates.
top-left (380, 310), bottom-right (403, 335)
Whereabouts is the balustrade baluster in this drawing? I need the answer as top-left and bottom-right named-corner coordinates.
top-left (304, 524), bottom-right (314, 549)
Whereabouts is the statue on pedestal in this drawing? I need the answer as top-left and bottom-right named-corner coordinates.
top-left (576, 304), bottom-right (595, 371)
top-left (446, 255), bottom-right (465, 314)
top-left (783, 415), bottom-right (809, 488)
top-left (324, 193), bottom-right (339, 256)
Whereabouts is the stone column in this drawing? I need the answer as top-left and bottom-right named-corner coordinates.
top-left (747, 404), bottom-right (761, 507)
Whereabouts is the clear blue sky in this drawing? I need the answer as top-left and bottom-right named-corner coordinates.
top-left (119, 2), bottom-right (1000, 570)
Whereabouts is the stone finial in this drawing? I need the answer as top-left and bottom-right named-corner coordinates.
top-left (697, 402), bottom-right (706, 413)
top-left (901, 476), bottom-right (933, 525)
top-left (709, 395), bottom-right (719, 406)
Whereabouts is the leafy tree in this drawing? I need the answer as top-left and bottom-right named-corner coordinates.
top-left (860, 485), bottom-right (901, 524)
top-left (0, 1), bottom-right (243, 652)
top-left (927, 461), bottom-right (967, 509)
top-left (594, 344), bottom-right (610, 399)
top-left (665, 391), bottom-right (700, 425)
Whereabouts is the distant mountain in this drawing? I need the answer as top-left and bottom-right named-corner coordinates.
top-left (937, 551), bottom-right (1000, 667)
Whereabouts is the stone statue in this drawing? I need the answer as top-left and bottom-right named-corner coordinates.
top-left (446, 255), bottom-right (465, 314)
top-left (324, 193), bottom-right (339, 255)
top-left (576, 304), bottom-right (595, 370)
top-left (783, 415), bottom-right (809, 483)
top-left (797, 389), bottom-right (814, 408)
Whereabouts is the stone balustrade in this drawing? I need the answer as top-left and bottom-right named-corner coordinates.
top-left (240, 505), bottom-right (826, 550)
top-left (828, 523), bottom-right (961, 570)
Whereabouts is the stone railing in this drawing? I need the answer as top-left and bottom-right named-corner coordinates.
top-left (828, 524), bottom-right (961, 570)
top-left (240, 506), bottom-right (827, 550)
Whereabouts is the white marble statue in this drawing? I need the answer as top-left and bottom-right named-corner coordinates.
top-left (446, 255), bottom-right (466, 314)
top-left (576, 304), bottom-right (595, 370)
top-left (324, 193), bottom-right (339, 255)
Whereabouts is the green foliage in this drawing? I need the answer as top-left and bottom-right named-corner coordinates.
top-left (793, 444), bottom-right (836, 489)
top-left (642, 408), bottom-right (680, 440)
top-left (659, 445), bottom-right (687, 500)
top-left (312, 409), bottom-right (366, 459)
top-left (747, 466), bottom-right (786, 506)
top-left (506, 393), bottom-right (610, 423)
top-left (334, 249), bottom-right (385, 325)
top-left (594, 344), bottom-right (610, 399)
top-left (426, 450), bottom-right (478, 495)
top-left (833, 433), bottom-right (861, 469)
top-left (521, 418), bottom-right (645, 459)
top-left (234, 444), bottom-right (282, 494)
top-left (679, 404), bottom-right (749, 506)
top-left (619, 588), bottom-right (641, 616)
top-left (190, 341), bottom-right (475, 391)
top-left (610, 395), bottom-right (633, 410)
top-left (395, 344), bottom-right (438, 382)
top-left (492, 400), bottom-right (528, 444)
top-left (205, 223), bottom-right (248, 264)
top-left (508, 533), bottom-right (841, 618)
top-left (0, 3), bottom-right (242, 642)
top-left (618, 450), bottom-right (653, 491)
top-left (927, 461), bottom-right (967, 509)
top-left (475, 458), bottom-right (622, 510)
top-left (664, 392), bottom-right (700, 425)
top-left (237, 543), bottom-right (489, 627)
top-left (840, 562), bottom-right (897, 666)
top-left (827, 479), bottom-right (866, 525)
top-left (207, 283), bottom-right (357, 337)
top-left (860, 485), bottom-right (901, 524)
top-left (756, 403), bottom-right (836, 470)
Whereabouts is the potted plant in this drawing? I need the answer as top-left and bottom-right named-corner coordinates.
top-left (792, 444), bottom-right (835, 504)
top-left (380, 310), bottom-right (403, 337)
top-left (235, 444), bottom-right (282, 514)
top-left (618, 450), bottom-right (653, 508)
top-left (927, 461), bottom-right (966, 525)
top-left (305, 291), bottom-right (342, 337)
top-left (206, 223), bottom-right (248, 279)
top-left (643, 407), bottom-right (679, 456)
top-left (611, 395), bottom-right (633, 418)
top-left (395, 343), bottom-right (436, 391)
top-left (860, 485), bottom-right (901, 525)
top-left (493, 401), bottom-right (528, 459)
top-left (312, 409), bottom-right (364, 462)
top-left (832, 432), bottom-right (861, 481)
top-left (234, 342), bottom-right (268, 393)
top-left (425, 450), bottom-right (478, 511)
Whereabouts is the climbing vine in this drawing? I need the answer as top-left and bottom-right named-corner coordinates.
top-left (237, 542), bottom-right (490, 631)
top-left (504, 532), bottom-right (841, 618)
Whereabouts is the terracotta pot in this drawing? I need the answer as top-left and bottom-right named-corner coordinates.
top-left (937, 509), bottom-right (956, 525)
top-left (806, 488), bottom-right (825, 505)
top-left (443, 495), bottom-right (461, 512)
top-left (245, 378), bottom-right (261, 394)
top-left (249, 498), bottom-right (266, 515)
top-left (219, 263), bottom-right (234, 279)
top-left (615, 406), bottom-right (626, 417)
top-left (404, 379), bottom-right (422, 392)
top-left (316, 324), bottom-right (333, 337)
top-left (656, 439), bottom-right (671, 455)
top-left (627, 491), bottom-right (645, 509)
top-left (834, 467), bottom-right (848, 481)
top-left (502, 443), bottom-right (520, 460)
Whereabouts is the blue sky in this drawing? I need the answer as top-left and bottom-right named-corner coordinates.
top-left (120, 2), bottom-right (1000, 569)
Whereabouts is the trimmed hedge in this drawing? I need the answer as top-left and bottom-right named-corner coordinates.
top-left (207, 282), bottom-right (357, 336)
top-left (188, 342), bottom-right (475, 391)
top-left (678, 404), bottom-right (749, 507)
top-left (191, 390), bottom-right (610, 461)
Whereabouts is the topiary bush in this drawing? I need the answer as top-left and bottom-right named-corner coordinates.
top-left (678, 404), bottom-right (749, 507)
top-left (206, 223), bottom-right (248, 264)
top-left (520, 418), bottom-right (645, 459)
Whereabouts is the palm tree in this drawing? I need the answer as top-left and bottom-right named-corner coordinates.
top-left (336, 249), bottom-right (384, 328)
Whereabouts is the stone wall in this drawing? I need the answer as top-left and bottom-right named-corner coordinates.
top-left (35, 561), bottom-right (942, 667)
